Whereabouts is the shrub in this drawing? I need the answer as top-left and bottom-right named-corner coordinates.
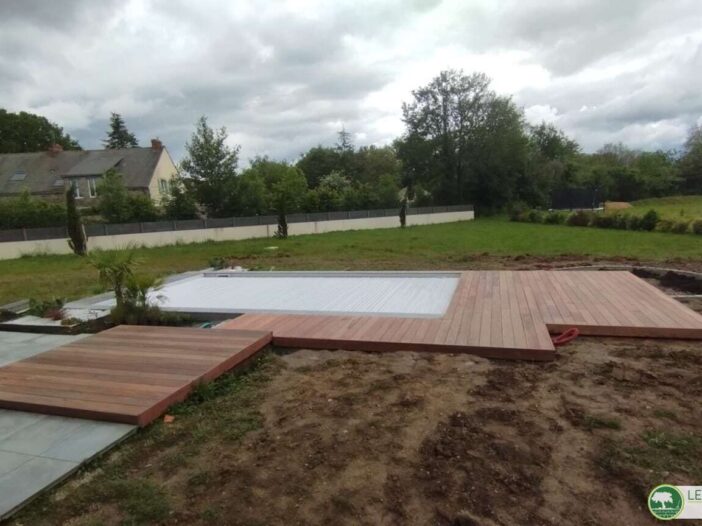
top-left (671, 220), bottom-right (690, 234)
top-left (692, 219), bottom-right (702, 235)
top-left (0, 191), bottom-right (66, 229)
top-left (527, 209), bottom-right (544, 223)
top-left (566, 210), bottom-right (592, 227)
top-left (656, 219), bottom-right (674, 233)
top-left (639, 209), bottom-right (660, 231)
top-left (591, 214), bottom-right (616, 229)
top-left (626, 215), bottom-right (643, 231)
top-left (507, 201), bottom-right (529, 222)
top-left (28, 297), bottom-right (65, 319)
top-left (543, 211), bottom-right (566, 225)
top-left (611, 213), bottom-right (629, 230)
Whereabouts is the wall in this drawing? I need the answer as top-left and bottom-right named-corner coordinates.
top-left (0, 210), bottom-right (473, 260)
top-left (147, 148), bottom-right (179, 202)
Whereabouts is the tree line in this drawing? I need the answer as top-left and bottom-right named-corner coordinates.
top-left (1, 69), bottom-right (702, 228)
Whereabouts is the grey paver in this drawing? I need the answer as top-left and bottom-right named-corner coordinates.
top-left (0, 331), bottom-right (137, 520)
top-left (0, 455), bottom-right (78, 518)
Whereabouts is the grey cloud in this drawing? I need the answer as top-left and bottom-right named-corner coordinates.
top-left (1, 0), bottom-right (701, 161)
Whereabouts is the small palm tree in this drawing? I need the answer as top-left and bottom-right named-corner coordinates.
top-left (88, 247), bottom-right (140, 308)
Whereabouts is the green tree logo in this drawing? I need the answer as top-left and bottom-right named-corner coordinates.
top-left (648, 484), bottom-right (684, 520)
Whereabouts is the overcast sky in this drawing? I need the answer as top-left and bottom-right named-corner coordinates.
top-left (2, 0), bottom-right (701, 162)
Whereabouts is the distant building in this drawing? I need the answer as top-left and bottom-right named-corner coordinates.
top-left (0, 139), bottom-right (177, 203)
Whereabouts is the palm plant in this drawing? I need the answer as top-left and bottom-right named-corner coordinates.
top-left (88, 247), bottom-right (140, 308)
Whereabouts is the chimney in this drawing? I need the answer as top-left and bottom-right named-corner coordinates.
top-left (151, 138), bottom-right (163, 151)
top-left (48, 143), bottom-right (63, 155)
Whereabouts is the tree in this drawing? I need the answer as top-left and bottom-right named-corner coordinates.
top-left (0, 109), bottom-right (80, 153)
top-left (103, 112), bottom-right (138, 149)
top-left (180, 116), bottom-right (240, 217)
top-left (98, 169), bottom-right (131, 223)
top-left (244, 158), bottom-right (308, 238)
top-left (316, 171), bottom-right (351, 211)
top-left (66, 185), bottom-right (87, 255)
top-left (529, 122), bottom-right (579, 161)
top-left (296, 145), bottom-right (341, 188)
top-left (161, 177), bottom-right (199, 220)
top-left (400, 70), bottom-right (529, 211)
top-left (679, 125), bottom-right (702, 194)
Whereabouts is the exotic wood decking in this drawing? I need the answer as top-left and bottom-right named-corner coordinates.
top-left (221, 271), bottom-right (702, 361)
top-left (0, 325), bottom-right (271, 425)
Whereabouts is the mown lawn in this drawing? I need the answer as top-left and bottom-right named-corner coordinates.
top-left (1, 218), bottom-right (701, 305)
top-left (629, 195), bottom-right (702, 220)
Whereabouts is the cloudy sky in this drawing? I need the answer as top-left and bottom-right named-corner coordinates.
top-left (2, 0), bottom-right (701, 162)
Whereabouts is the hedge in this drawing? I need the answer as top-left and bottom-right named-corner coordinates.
top-left (510, 206), bottom-right (700, 235)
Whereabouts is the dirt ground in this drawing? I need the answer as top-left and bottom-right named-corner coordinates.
top-left (196, 342), bottom-right (702, 526)
top-left (19, 334), bottom-right (701, 526)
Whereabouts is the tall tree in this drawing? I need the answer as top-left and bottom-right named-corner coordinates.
top-left (103, 112), bottom-right (139, 149)
top-left (401, 70), bottom-right (529, 210)
top-left (179, 116), bottom-right (240, 217)
top-left (243, 157), bottom-right (307, 238)
top-left (679, 125), bottom-right (702, 194)
top-left (0, 109), bottom-right (81, 153)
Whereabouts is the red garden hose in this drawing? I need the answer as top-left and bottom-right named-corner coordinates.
top-left (552, 327), bottom-right (580, 346)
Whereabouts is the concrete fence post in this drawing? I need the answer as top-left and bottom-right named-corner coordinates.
top-left (21, 228), bottom-right (27, 241)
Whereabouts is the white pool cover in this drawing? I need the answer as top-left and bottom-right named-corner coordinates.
top-left (139, 271), bottom-right (460, 318)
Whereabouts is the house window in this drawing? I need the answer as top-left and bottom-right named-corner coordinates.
top-left (88, 177), bottom-right (98, 198)
top-left (72, 181), bottom-right (82, 199)
top-left (10, 171), bottom-right (26, 181)
top-left (159, 179), bottom-right (170, 194)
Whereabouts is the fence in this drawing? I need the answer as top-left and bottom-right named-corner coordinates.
top-left (0, 205), bottom-right (473, 243)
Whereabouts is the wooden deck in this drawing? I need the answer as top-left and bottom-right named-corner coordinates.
top-left (0, 325), bottom-right (271, 426)
top-left (220, 271), bottom-right (702, 361)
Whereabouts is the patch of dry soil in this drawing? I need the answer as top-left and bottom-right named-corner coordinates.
top-left (170, 337), bottom-right (701, 526)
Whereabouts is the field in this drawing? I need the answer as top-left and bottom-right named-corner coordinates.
top-left (629, 195), bottom-right (702, 220)
top-left (2, 217), bottom-right (702, 305)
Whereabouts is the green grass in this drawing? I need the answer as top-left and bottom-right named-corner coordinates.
top-left (1, 218), bottom-right (701, 305)
top-left (629, 195), bottom-right (702, 220)
top-left (583, 414), bottom-right (622, 431)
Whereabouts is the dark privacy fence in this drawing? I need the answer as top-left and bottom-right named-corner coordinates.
top-left (0, 205), bottom-right (473, 243)
top-left (550, 188), bottom-right (601, 210)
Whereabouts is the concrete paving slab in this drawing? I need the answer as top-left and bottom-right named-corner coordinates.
top-left (0, 331), bottom-right (88, 366)
top-left (0, 410), bottom-right (46, 441)
top-left (0, 450), bottom-right (34, 477)
top-left (0, 455), bottom-right (78, 518)
top-left (0, 331), bottom-right (136, 520)
top-left (0, 413), bottom-right (135, 519)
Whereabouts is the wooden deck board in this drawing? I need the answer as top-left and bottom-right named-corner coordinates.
top-left (0, 325), bottom-right (271, 426)
top-left (221, 271), bottom-right (702, 360)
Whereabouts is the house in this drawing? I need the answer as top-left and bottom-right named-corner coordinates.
top-left (0, 139), bottom-right (178, 203)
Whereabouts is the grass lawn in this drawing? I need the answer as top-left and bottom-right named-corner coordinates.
top-left (1, 217), bottom-right (701, 305)
top-left (629, 195), bottom-right (702, 220)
